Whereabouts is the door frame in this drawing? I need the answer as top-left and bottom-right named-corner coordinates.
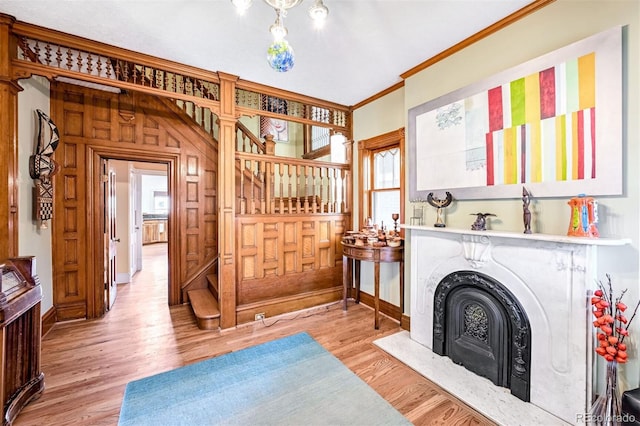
top-left (88, 146), bottom-right (180, 318)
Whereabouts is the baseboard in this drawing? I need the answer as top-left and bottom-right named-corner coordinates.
top-left (116, 272), bottom-right (131, 284)
top-left (401, 313), bottom-right (410, 331)
top-left (41, 306), bottom-right (56, 337)
top-left (356, 291), bottom-right (402, 323)
top-left (236, 287), bottom-right (343, 324)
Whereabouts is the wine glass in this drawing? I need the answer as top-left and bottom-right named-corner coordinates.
top-left (391, 213), bottom-right (399, 233)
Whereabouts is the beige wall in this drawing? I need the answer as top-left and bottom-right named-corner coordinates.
top-left (17, 76), bottom-right (54, 314)
top-left (353, 0), bottom-right (640, 388)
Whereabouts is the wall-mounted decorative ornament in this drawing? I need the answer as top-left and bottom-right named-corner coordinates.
top-left (29, 109), bottom-right (60, 229)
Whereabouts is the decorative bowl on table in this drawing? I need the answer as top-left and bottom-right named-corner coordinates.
top-left (387, 238), bottom-right (402, 247)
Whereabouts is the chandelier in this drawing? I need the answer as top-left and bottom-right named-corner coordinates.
top-left (231, 0), bottom-right (329, 72)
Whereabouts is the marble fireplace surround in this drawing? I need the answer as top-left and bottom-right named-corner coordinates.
top-left (393, 226), bottom-right (630, 424)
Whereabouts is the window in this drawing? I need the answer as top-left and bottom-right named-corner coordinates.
top-left (371, 148), bottom-right (400, 227)
top-left (358, 129), bottom-right (404, 233)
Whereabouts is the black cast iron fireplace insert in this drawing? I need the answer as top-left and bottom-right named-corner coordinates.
top-left (432, 271), bottom-right (531, 402)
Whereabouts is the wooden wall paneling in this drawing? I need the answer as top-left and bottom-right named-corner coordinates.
top-left (52, 85), bottom-right (90, 320)
top-left (283, 221), bottom-right (297, 274)
top-left (300, 220), bottom-right (315, 272)
top-left (235, 214), bottom-right (346, 316)
top-left (0, 14), bottom-right (18, 260)
top-left (51, 83), bottom-right (218, 320)
top-left (217, 73), bottom-right (239, 329)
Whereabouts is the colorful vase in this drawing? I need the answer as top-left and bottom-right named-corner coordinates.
top-left (567, 194), bottom-right (599, 238)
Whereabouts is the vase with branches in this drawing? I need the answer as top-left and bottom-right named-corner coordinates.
top-left (590, 274), bottom-right (640, 425)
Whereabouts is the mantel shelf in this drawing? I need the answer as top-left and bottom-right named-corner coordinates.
top-left (402, 225), bottom-right (631, 247)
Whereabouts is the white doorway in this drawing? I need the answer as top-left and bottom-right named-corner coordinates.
top-left (110, 160), bottom-right (169, 306)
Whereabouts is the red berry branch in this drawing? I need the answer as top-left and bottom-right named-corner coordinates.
top-left (592, 274), bottom-right (640, 363)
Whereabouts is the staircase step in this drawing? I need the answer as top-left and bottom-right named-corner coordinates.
top-left (188, 288), bottom-right (220, 330)
top-left (206, 273), bottom-right (218, 300)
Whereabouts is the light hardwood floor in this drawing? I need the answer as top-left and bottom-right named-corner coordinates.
top-left (15, 243), bottom-right (495, 426)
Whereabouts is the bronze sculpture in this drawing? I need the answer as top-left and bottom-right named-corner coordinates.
top-left (522, 187), bottom-right (532, 234)
top-left (470, 213), bottom-right (496, 231)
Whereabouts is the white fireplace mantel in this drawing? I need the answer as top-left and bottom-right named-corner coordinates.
top-left (403, 225), bottom-right (631, 247)
top-left (399, 225), bottom-right (630, 424)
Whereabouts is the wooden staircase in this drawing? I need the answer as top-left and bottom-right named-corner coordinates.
top-left (187, 273), bottom-right (220, 330)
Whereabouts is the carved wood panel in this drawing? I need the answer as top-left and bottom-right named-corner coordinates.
top-left (236, 214), bottom-right (346, 305)
top-left (51, 82), bottom-right (217, 320)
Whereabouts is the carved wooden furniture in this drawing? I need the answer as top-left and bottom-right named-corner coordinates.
top-left (341, 242), bottom-right (404, 329)
top-left (0, 256), bottom-right (44, 425)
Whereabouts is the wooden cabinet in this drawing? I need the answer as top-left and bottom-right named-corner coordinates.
top-left (142, 220), bottom-right (168, 244)
top-left (0, 256), bottom-right (44, 425)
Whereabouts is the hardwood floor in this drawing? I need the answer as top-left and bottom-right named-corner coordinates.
top-left (15, 243), bottom-right (495, 426)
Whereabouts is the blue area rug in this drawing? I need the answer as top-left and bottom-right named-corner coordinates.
top-left (118, 332), bottom-right (411, 425)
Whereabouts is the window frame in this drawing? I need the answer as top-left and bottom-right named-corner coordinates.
top-left (358, 128), bottom-right (405, 236)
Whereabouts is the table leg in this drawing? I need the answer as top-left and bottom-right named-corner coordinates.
top-left (374, 261), bottom-right (380, 329)
top-left (342, 255), bottom-right (350, 310)
top-left (399, 260), bottom-right (404, 316)
top-left (354, 260), bottom-right (361, 304)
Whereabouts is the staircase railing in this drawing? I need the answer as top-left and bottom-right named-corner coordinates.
top-left (236, 152), bottom-right (350, 215)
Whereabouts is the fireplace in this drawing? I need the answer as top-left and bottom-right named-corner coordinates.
top-left (400, 226), bottom-right (629, 424)
top-left (432, 271), bottom-right (531, 402)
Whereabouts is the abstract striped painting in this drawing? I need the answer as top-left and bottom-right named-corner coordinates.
top-left (409, 26), bottom-right (622, 200)
top-left (484, 53), bottom-right (596, 186)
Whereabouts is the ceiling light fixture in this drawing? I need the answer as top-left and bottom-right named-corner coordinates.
top-left (232, 0), bottom-right (329, 72)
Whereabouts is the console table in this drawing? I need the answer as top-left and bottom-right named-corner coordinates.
top-left (341, 242), bottom-right (404, 329)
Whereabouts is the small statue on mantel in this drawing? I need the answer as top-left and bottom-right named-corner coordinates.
top-left (427, 192), bottom-right (453, 227)
top-left (470, 213), bottom-right (496, 231)
top-left (522, 187), bottom-right (532, 234)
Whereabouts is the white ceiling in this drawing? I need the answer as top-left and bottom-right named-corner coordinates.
top-left (0, 0), bottom-right (535, 106)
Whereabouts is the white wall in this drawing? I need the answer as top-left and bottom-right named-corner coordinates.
top-left (17, 76), bottom-right (54, 314)
top-left (141, 174), bottom-right (168, 214)
top-left (353, 0), bottom-right (640, 388)
top-left (111, 160), bottom-right (131, 283)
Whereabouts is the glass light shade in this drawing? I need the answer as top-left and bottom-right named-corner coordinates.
top-left (231, 0), bottom-right (253, 15)
top-left (270, 23), bottom-right (288, 40)
top-left (267, 40), bottom-right (295, 72)
top-left (264, 0), bottom-right (303, 10)
top-left (308, 0), bottom-right (329, 25)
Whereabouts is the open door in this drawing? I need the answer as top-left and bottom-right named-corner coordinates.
top-left (103, 159), bottom-right (118, 310)
top-left (130, 169), bottom-right (143, 277)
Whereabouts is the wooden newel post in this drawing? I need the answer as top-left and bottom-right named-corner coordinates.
top-left (264, 134), bottom-right (276, 156)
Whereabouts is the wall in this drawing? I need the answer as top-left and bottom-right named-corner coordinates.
top-left (353, 0), bottom-right (640, 388)
top-left (352, 87), bottom-right (405, 304)
top-left (141, 174), bottom-right (168, 214)
top-left (17, 76), bottom-right (53, 314)
top-left (111, 159), bottom-right (131, 284)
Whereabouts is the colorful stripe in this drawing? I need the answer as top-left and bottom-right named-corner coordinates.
top-left (488, 87), bottom-right (503, 132)
top-left (578, 53), bottom-right (596, 110)
top-left (486, 133), bottom-right (494, 186)
top-left (510, 78), bottom-right (526, 127)
top-left (539, 67), bottom-right (556, 119)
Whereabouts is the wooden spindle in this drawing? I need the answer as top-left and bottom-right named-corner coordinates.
top-left (239, 158), bottom-right (246, 214)
top-left (249, 159), bottom-right (256, 214)
top-left (279, 163), bottom-right (285, 214)
top-left (311, 167), bottom-right (317, 213)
